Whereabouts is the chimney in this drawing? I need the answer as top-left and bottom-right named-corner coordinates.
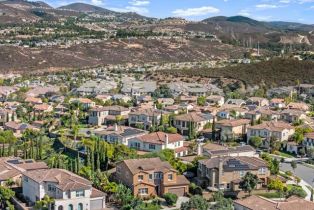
top-left (165, 134), bottom-right (169, 148)
top-left (114, 123), bottom-right (118, 132)
top-left (197, 143), bottom-right (203, 156)
top-left (218, 157), bottom-right (223, 186)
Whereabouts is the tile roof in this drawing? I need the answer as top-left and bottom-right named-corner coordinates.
top-left (136, 132), bottom-right (184, 145)
top-left (174, 112), bottom-right (211, 122)
top-left (23, 168), bottom-right (92, 191)
top-left (121, 158), bottom-right (173, 175)
top-left (248, 121), bottom-right (294, 132)
top-left (216, 119), bottom-right (251, 127)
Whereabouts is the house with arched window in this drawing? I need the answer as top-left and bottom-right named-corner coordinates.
top-left (22, 168), bottom-right (106, 210)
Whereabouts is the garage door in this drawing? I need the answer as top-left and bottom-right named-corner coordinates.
top-left (168, 187), bottom-right (185, 196)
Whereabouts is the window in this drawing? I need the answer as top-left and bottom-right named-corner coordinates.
top-left (138, 188), bottom-right (148, 195)
top-left (78, 203), bottom-right (83, 210)
top-left (24, 177), bottom-right (28, 182)
top-left (76, 190), bottom-right (85, 197)
top-left (48, 184), bottom-right (56, 192)
top-left (239, 171), bottom-right (245, 178)
top-left (168, 174), bottom-right (173, 181)
top-left (226, 183), bottom-right (230, 189)
top-left (68, 204), bottom-right (73, 210)
top-left (149, 144), bottom-right (156, 150)
top-left (138, 175), bottom-right (144, 181)
top-left (149, 174), bottom-right (153, 180)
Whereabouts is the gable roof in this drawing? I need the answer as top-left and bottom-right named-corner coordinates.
top-left (120, 158), bottom-right (174, 175)
top-left (136, 132), bottom-right (184, 145)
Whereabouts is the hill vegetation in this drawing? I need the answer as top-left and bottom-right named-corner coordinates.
top-left (158, 58), bottom-right (314, 87)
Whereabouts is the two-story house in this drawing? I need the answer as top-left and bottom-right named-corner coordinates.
top-left (246, 97), bottom-right (269, 107)
top-left (215, 119), bottom-right (251, 141)
top-left (128, 132), bottom-right (188, 157)
top-left (173, 112), bottom-right (214, 136)
top-left (88, 106), bottom-right (130, 126)
top-left (22, 168), bottom-right (106, 210)
top-left (280, 109), bottom-right (307, 123)
top-left (247, 121), bottom-right (295, 147)
top-left (197, 156), bottom-right (269, 192)
top-left (115, 158), bottom-right (190, 197)
top-left (93, 124), bottom-right (147, 146)
top-left (128, 108), bottom-right (164, 130)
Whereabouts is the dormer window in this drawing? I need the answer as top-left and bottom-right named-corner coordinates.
top-left (168, 174), bottom-right (173, 181)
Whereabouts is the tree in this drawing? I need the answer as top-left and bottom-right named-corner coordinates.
top-left (249, 136), bottom-right (262, 148)
top-left (166, 126), bottom-right (177, 134)
top-left (307, 147), bottom-right (314, 158)
top-left (268, 178), bottom-right (285, 198)
top-left (115, 184), bottom-right (133, 206)
top-left (211, 191), bottom-right (233, 210)
top-left (291, 161), bottom-right (297, 173)
top-left (292, 132), bottom-right (304, 144)
top-left (163, 193), bottom-right (178, 206)
top-left (0, 185), bottom-right (15, 210)
top-left (240, 172), bottom-right (259, 195)
top-left (197, 96), bottom-right (206, 106)
top-left (181, 195), bottom-right (209, 210)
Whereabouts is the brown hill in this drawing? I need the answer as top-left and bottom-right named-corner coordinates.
top-left (158, 58), bottom-right (314, 87)
top-left (0, 38), bottom-right (249, 74)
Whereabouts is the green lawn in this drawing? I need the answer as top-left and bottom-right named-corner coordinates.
top-left (256, 192), bottom-right (282, 199)
top-left (273, 151), bottom-right (295, 158)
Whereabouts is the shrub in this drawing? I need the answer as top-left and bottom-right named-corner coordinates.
top-left (189, 183), bottom-right (203, 195)
top-left (163, 193), bottom-right (178, 206)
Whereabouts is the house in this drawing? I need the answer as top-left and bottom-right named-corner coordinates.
top-left (157, 98), bottom-right (175, 106)
top-left (33, 103), bottom-right (53, 113)
top-left (270, 98), bottom-right (286, 109)
top-left (225, 99), bottom-right (246, 106)
top-left (206, 95), bottom-right (225, 106)
top-left (128, 132), bottom-right (188, 157)
top-left (173, 112), bottom-right (214, 136)
top-left (258, 109), bottom-right (281, 121)
top-left (22, 168), bottom-right (106, 210)
top-left (25, 97), bottom-right (43, 105)
top-left (128, 108), bottom-right (164, 130)
top-left (0, 109), bottom-right (15, 126)
top-left (0, 157), bottom-right (48, 186)
top-left (179, 95), bottom-right (197, 103)
top-left (88, 106), bottom-right (130, 126)
top-left (202, 143), bottom-right (257, 158)
top-left (93, 124), bottom-right (147, 145)
top-left (168, 82), bottom-right (211, 96)
top-left (122, 81), bottom-right (157, 96)
top-left (69, 98), bottom-right (96, 110)
top-left (0, 86), bottom-right (19, 102)
top-left (95, 95), bottom-right (112, 103)
top-left (303, 132), bottom-right (314, 148)
top-left (266, 86), bottom-right (296, 98)
top-left (246, 97), bottom-right (269, 107)
top-left (115, 158), bottom-right (190, 197)
top-left (217, 107), bottom-right (248, 120)
top-left (244, 110), bottom-right (262, 122)
top-left (4, 121), bottom-right (38, 136)
top-left (280, 109), bottom-right (307, 123)
top-left (26, 85), bottom-right (60, 98)
top-left (299, 84), bottom-right (314, 97)
top-left (197, 156), bottom-right (269, 191)
top-left (247, 121), bottom-right (295, 147)
top-left (215, 119), bottom-right (251, 141)
top-left (76, 80), bottom-right (117, 96)
top-left (234, 195), bottom-right (314, 210)
top-left (286, 102), bottom-right (309, 111)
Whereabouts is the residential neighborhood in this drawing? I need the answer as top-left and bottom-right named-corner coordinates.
top-left (0, 69), bottom-right (314, 210)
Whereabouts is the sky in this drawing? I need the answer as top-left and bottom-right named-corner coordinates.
top-left (44, 0), bottom-right (314, 24)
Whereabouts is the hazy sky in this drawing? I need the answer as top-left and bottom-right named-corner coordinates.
top-left (44, 0), bottom-right (314, 23)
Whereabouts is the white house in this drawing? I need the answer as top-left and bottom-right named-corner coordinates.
top-left (128, 131), bottom-right (188, 157)
top-left (22, 168), bottom-right (106, 210)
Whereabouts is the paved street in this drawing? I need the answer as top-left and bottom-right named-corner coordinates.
top-left (280, 162), bottom-right (314, 186)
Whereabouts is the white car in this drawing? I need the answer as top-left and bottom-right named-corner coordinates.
top-left (197, 136), bottom-right (205, 142)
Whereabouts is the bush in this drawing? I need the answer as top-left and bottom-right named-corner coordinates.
top-left (285, 171), bottom-right (293, 176)
top-left (189, 183), bottom-right (203, 195)
top-left (163, 193), bottom-right (178, 206)
top-left (287, 185), bottom-right (307, 198)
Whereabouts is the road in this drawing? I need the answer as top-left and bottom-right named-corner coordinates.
top-left (280, 162), bottom-right (314, 186)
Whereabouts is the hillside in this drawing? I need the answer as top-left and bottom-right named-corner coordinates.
top-left (58, 3), bottom-right (114, 14)
top-left (0, 38), bottom-right (249, 73)
top-left (158, 59), bottom-right (314, 87)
